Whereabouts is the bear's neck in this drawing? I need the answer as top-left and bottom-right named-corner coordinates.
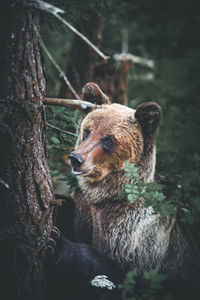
top-left (138, 141), bottom-right (156, 183)
top-left (79, 143), bottom-right (156, 203)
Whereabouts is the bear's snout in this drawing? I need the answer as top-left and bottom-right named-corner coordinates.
top-left (69, 152), bottom-right (84, 175)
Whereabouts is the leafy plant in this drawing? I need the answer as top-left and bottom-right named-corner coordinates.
top-left (118, 269), bottom-right (168, 300)
top-left (122, 161), bottom-right (176, 216)
top-left (46, 106), bottom-right (80, 191)
top-left (168, 154), bottom-right (200, 225)
top-left (122, 155), bottom-right (200, 230)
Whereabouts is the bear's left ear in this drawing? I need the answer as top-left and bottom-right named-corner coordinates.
top-left (135, 102), bottom-right (161, 137)
top-left (82, 82), bottom-right (111, 107)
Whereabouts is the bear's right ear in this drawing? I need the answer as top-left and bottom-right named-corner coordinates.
top-left (82, 82), bottom-right (110, 113)
top-left (135, 102), bottom-right (161, 138)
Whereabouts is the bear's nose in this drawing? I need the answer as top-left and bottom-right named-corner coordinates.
top-left (69, 152), bottom-right (84, 168)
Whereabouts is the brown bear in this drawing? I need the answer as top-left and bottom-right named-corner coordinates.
top-left (50, 82), bottom-right (199, 300)
top-left (67, 82), bottom-right (197, 281)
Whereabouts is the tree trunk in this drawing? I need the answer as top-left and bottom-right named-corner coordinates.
top-left (93, 57), bottom-right (133, 105)
top-left (59, 12), bottom-right (102, 98)
top-left (0, 2), bottom-right (54, 299)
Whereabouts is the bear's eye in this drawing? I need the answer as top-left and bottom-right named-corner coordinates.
top-left (83, 128), bottom-right (90, 140)
top-left (101, 136), bottom-right (114, 153)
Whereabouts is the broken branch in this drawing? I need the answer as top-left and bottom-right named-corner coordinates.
top-left (114, 53), bottom-right (154, 68)
top-left (44, 97), bottom-right (98, 110)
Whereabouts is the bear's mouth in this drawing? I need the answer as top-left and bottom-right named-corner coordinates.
top-left (71, 167), bottom-right (97, 178)
top-left (71, 167), bottom-right (84, 175)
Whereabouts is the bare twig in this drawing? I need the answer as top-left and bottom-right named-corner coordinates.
top-left (22, 0), bottom-right (109, 61)
top-left (46, 122), bottom-right (78, 137)
top-left (44, 97), bottom-right (98, 110)
top-left (0, 179), bottom-right (10, 189)
top-left (54, 13), bottom-right (110, 61)
top-left (39, 38), bottom-right (80, 100)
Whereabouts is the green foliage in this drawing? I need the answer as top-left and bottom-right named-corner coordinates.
top-left (123, 158), bottom-right (200, 226)
top-left (118, 160), bottom-right (200, 299)
top-left (167, 154), bottom-right (200, 225)
top-left (118, 270), bottom-right (137, 299)
top-left (122, 161), bottom-right (176, 216)
top-left (46, 106), bottom-right (80, 191)
top-left (119, 269), bottom-right (167, 300)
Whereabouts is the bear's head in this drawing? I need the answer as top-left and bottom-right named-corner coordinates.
top-left (69, 82), bottom-right (160, 183)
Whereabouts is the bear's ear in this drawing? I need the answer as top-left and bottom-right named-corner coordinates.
top-left (82, 82), bottom-right (111, 107)
top-left (135, 102), bottom-right (161, 137)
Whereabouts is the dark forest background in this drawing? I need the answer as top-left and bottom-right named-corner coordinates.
top-left (43, 0), bottom-right (200, 232)
top-left (0, 0), bottom-right (200, 299)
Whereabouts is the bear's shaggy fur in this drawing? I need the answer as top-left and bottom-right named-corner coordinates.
top-left (68, 82), bottom-right (197, 280)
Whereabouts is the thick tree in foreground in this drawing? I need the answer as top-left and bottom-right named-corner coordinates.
top-left (0, 2), bottom-right (54, 299)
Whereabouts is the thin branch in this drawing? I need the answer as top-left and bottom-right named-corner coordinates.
top-left (22, 0), bottom-right (109, 61)
top-left (39, 38), bottom-right (80, 100)
top-left (0, 179), bottom-right (10, 190)
top-left (44, 97), bottom-right (98, 110)
top-left (54, 13), bottom-right (110, 61)
top-left (46, 122), bottom-right (78, 137)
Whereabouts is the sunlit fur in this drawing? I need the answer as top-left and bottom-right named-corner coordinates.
top-left (74, 104), bottom-right (143, 182)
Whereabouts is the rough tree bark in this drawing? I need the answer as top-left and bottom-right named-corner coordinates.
top-left (59, 11), bottom-right (102, 98)
top-left (0, 1), bottom-right (54, 299)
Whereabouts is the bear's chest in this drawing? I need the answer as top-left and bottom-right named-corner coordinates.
top-left (91, 203), bottom-right (174, 271)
